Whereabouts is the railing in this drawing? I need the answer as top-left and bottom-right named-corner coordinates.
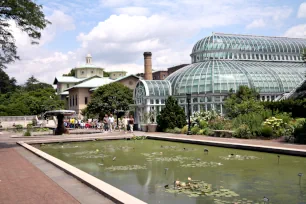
top-left (0, 115), bottom-right (36, 121)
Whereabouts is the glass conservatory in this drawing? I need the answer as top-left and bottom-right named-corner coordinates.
top-left (133, 33), bottom-right (306, 124)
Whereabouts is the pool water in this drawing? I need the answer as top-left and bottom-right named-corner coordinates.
top-left (40, 139), bottom-right (306, 204)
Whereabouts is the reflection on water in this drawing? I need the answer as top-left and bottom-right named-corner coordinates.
top-left (40, 140), bottom-right (306, 204)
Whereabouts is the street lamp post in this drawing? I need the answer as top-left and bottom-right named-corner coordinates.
top-left (186, 93), bottom-right (192, 135)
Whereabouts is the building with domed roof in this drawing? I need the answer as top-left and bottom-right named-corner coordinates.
top-left (133, 33), bottom-right (306, 125)
top-left (53, 54), bottom-right (140, 117)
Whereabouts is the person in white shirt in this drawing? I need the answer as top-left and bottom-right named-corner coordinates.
top-left (109, 114), bottom-right (115, 132)
top-left (122, 116), bottom-right (128, 133)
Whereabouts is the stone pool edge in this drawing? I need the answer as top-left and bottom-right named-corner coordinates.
top-left (145, 135), bottom-right (306, 157)
top-left (17, 139), bottom-right (146, 204)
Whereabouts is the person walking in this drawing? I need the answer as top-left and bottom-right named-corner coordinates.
top-left (122, 116), bottom-right (128, 133)
top-left (109, 114), bottom-right (114, 132)
top-left (128, 115), bottom-right (134, 133)
top-left (103, 114), bottom-right (109, 132)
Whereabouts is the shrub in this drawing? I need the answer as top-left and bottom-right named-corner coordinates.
top-left (191, 126), bottom-right (200, 135)
top-left (27, 124), bottom-right (33, 129)
top-left (15, 124), bottom-right (23, 129)
top-left (232, 111), bottom-right (271, 136)
top-left (274, 112), bottom-right (292, 124)
top-left (293, 123), bottom-right (306, 144)
top-left (181, 125), bottom-right (188, 134)
top-left (208, 117), bottom-right (226, 130)
top-left (233, 124), bottom-right (252, 139)
top-left (23, 130), bottom-right (31, 136)
top-left (157, 96), bottom-right (186, 131)
top-left (165, 128), bottom-right (175, 133)
top-left (173, 127), bottom-right (182, 134)
top-left (203, 128), bottom-right (214, 136)
top-left (261, 126), bottom-right (273, 137)
top-left (199, 120), bottom-right (208, 129)
top-left (197, 129), bottom-right (204, 135)
top-left (191, 110), bottom-right (219, 123)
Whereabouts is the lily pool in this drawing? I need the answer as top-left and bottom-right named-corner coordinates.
top-left (39, 139), bottom-right (306, 204)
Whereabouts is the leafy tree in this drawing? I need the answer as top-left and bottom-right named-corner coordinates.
top-left (0, 0), bottom-right (50, 68)
top-left (224, 86), bottom-right (263, 118)
top-left (157, 96), bottom-right (186, 131)
top-left (63, 68), bottom-right (76, 77)
top-left (86, 83), bottom-right (133, 119)
top-left (24, 75), bottom-right (53, 91)
top-left (0, 73), bottom-right (64, 116)
top-left (103, 71), bottom-right (110, 77)
top-left (0, 68), bottom-right (17, 93)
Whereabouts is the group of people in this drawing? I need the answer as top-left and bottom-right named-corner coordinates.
top-left (63, 114), bottom-right (134, 133)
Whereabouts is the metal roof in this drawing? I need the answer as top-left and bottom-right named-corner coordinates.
top-left (53, 76), bottom-right (84, 84)
top-left (66, 77), bottom-right (114, 91)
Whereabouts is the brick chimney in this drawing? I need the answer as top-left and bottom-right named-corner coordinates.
top-left (144, 52), bottom-right (152, 80)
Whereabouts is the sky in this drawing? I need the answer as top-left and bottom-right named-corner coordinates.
top-left (5, 0), bottom-right (306, 84)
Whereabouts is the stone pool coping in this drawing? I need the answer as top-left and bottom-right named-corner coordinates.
top-left (144, 134), bottom-right (306, 157)
top-left (17, 136), bottom-right (146, 204)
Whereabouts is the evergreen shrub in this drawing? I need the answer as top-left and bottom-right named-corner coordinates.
top-left (157, 96), bottom-right (186, 131)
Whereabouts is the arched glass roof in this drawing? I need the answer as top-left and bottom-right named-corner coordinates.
top-left (191, 33), bottom-right (306, 63)
top-left (166, 61), bottom-right (306, 95)
top-left (134, 80), bottom-right (171, 97)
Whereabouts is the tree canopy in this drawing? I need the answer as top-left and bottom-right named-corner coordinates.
top-left (86, 83), bottom-right (133, 119)
top-left (157, 96), bottom-right (186, 131)
top-left (63, 69), bottom-right (76, 77)
top-left (0, 0), bottom-right (50, 68)
top-left (224, 86), bottom-right (263, 118)
top-left (0, 70), bottom-right (63, 116)
top-left (0, 68), bottom-right (17, 93)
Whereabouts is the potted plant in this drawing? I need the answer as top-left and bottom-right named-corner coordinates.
top-left (148, 110), bottom-right (157, 132)
top-left (140, 112), bottom-right (149, 132)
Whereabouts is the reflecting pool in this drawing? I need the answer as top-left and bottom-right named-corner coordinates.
top-left (39, 139), bottom-right (306, 204)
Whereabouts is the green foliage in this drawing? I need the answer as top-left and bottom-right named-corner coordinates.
top-left (181, 125), bottom-right (188, 134)
top-left (131, 135), bottom-right (147, 140)
top-left (62, 69), bottom-right (75, 77)
top-left (203, 128), bottom-right (214, 136)
top-left (232, 111), bottom-right (272, 136)
top-left (224, 86), bottom-right (263, 118)
top-left (261, 126), bottom-right (273, 138)
top-left (233, 124), bottom-right (252, 139)
top-left (103, 71), bottom-right (110, 77)
top-left (262, 99), bottom-right (306, 118)
top-left (26, 123), bottom-right (33, 129)
top-left (0, 74), bottom-right (64, 116)
top-left (199, 120), bottom-right (208, 129)
top-left (191, 110), bottom-right (218, 123)
top-left (191, 126), bottom-right (200, 135)
top-left (15, 124), bottom-right (23, 129)
top-left (157, 96), bottom-right (186, 131)
top-left (0, 0), bottom-right (50, 68)
top-left (173, 127), bottom-right (182, 134)
top-left (208, 118), bottom-right (226, 130)
top-left (87, 83), bottom-right (133, 119)
top-left (0, 69), bottom-right (17, 94)
top-left (294, 122), bottom-right (306, 144)
top-left (23, 130), bottom-right (31, 136)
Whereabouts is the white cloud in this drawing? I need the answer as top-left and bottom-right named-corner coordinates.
top-left (5, 10), bottom-right (76, 84)
top-left (115, 7), bottom-right (150, 16)
top-left (5, 1), bottom-right (296, 84)
top-left (284, 24), bottom-right (306, 38)
top-left (246, 19), bottom-right (266, 29)
top-left (298, 2), bottom-right (306, 18)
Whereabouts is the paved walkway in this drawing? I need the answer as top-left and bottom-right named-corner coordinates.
top-left (0, 147), bottom-right (79, 204)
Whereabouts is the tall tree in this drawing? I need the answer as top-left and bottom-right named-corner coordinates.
top-left (0, 0), bottom-right (50, 68)
top-left (63, 68), bottom-right (76, 76)
top-left (86, 83), bottom-right (133, 119)
top-left (0, 68), bottom-right (17, 93)
top-left (157, 96), bottom-right (186, 131)
top-left (224, 86), bottom-right (263, 118)
top-left (24, 75), bottom-right (53, 91)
